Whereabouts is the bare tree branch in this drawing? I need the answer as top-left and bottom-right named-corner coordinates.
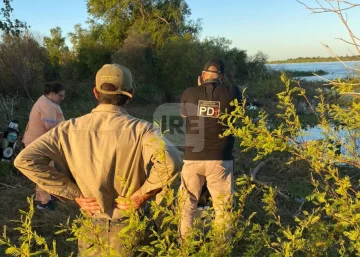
top-left (297, 0), bottom-right (360, 13)
top-left (250, 158), bottom-right (275, 180)
top-left (155, 15), bottom-right (170, 25)
top-left (0, 182), bottom-right (16, 189)
top-left (339, 92), bottom-right (360, 96)
top-left (335, 37), bottom-right (360, 46)
top-left (293, 201), bottom-right (305, 217)
top-left (249, 158), bottom-right (290, 200)
top-left (136, 0), bottom-right (146, 20)
top-left (321, 42), bottom-right (360, 72)
top-left (312, 73), bottom-right (360, 87)
top-left (298, 0), bottom-right (360, 55)
top-left (329, 81), bottom-right (360, 86)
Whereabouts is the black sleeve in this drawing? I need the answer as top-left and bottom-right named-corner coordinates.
top-left (179, 89), bottom-right (188, 117)
top-left (233, 85), bottom-right (242, 103)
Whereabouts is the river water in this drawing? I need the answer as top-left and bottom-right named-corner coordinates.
top-left (267, 61), bottom-right (359, 155)
top-left (267, 61), bottom-right (360, 81)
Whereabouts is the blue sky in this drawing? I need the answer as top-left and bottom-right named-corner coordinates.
top-left (10, 0), bottom-right (360, 61)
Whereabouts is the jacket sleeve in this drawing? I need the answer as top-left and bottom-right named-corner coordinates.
top-left (40, 103), bottom-right (58, 130)
top-left (14, 126), bottom-right (81, 200)
top-left (139, 127), bottom-right (183, 195)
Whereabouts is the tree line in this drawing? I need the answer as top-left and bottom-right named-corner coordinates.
top-left (0, 0), bottom-right (268, 103)
top-left (268, 55), bottom-right (360, 64)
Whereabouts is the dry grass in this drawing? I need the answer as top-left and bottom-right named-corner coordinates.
top-left (0, 165), bottom-right (79, 256)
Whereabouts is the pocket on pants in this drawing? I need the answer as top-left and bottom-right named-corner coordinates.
top-left (208, 162), bottom-right (226, 179)
top-left (219, 161), bottom-right (233, 178)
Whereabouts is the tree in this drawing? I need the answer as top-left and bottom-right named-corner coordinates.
top-left (43, 27), bottom-right (69, 66)
top-left (43, 27), bottom-right (70, 80)
top-left (156, 36), bottom-right (203, 101)
top-left (112, 27), bottom-right (154, 88)
top-left (68, 24), bottom-right (112, 80)
top-left (86, 0), bottom-right (201, 49)
top-left (0, 0), bottom-right (28, 35)
top-left (0, 33), bottom-right (47, 100)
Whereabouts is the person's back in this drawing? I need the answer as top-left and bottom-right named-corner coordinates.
top-left (180, 82), bottom-right (239, 160)
top-left (23, 88), bottom-right (65, 146)
top-left (179, 59), bottom-right (241, 239)
top-left (15, 64), bottom-right (182, 256)
top-left (46, 103), bottom-right (173, 218)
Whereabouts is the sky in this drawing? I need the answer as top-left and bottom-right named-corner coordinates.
top-left (9, 0), bottom-right (360, 61)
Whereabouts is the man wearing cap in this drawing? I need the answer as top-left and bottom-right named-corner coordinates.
top-left (14, 63), bottom-right (182, 256)
top-left (178, 59), bottom-right (241, 238)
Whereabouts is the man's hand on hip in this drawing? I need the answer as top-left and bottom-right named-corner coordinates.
top-left (75, 194), bottom-right (101, 215)
top-left (115, 194), bottom-right (146, 210)
top-left (115, 189), bottom-right (161, 210)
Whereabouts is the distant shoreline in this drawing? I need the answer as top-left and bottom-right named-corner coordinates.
top-left (267, 60), bottom-right (360, 65)
top-left (267, 56), bottom-right (360, 64)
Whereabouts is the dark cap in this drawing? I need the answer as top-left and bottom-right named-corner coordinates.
top-left (203, 59), bottom-right (225, 74)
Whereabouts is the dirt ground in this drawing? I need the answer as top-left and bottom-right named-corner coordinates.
top-left (0, 165), bottom-right (79, 256)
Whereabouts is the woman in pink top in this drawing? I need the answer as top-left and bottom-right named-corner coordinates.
top-left (22, 82), bottom-right (65, 211)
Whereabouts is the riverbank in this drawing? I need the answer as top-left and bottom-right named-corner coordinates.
top-left (267, 61), bottom-right (360, 81)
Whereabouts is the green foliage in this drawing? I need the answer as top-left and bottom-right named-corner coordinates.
top-left (3, 72), bottom-right (360, 256)
top-left (75, 44), bottom-right (112, 80)
top-left (155, 36), bottom-right (203, 101)
top-left (67, 24), bottom-right (112, 80)
top-left (245, 71), bottom-right (286, 102)
top-left (86, 0), bottom-right (200, 49)
top-left (0, 0), bottom-right (28, 35)
top-left (111, 28), bottom-right (156, 101)
top-left (220, 72), bottom-right (360, 256)
top-left (112, 32), bottom-right (262, 102)
top-left (0, 197), bottom-right (59, 257)
top-left (0, 33), bottom-right (47, 98)
top-left (244, 51), bottom-right (268, 81)
top-left (0, 1), bottom-right (270, 103)
top-left (43, 27), bottom-right (70, 80)
top-left (43, 27), bottom-right (69, 66)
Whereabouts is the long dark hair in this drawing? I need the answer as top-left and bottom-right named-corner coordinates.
top-left (44, 82), bottom-right (64, 95)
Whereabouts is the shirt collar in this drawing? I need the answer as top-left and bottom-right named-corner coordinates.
top-left (201, 78), bottom-right (222, 85)
top-left (91, 104), bottom-right (129, 115)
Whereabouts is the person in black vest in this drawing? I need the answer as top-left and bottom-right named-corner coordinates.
top-left (178, 58), bottom-right (241, 238)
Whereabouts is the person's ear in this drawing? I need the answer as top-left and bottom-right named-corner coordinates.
top-left (201, 71), bottom-right (206, 82)
top-left (93, 87), bottom-right (99, 99)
